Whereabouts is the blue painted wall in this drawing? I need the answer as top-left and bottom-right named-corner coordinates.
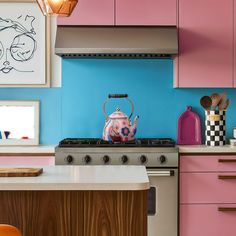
top-left (0, 59), bottom-right (236, 144)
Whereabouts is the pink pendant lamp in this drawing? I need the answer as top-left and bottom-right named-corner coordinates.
top-left (36, 0), bottom-right (78, 16)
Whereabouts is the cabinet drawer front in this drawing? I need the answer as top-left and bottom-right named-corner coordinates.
top-left (180, 204), bottom-right (236, 236)
top-left (180, 172), bottom-right (236, 203)
top-left (0, 156), bottom-right (55, 166)
top-left (180, 155), bottom-right (236, 172)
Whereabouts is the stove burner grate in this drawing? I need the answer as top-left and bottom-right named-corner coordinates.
top-left (58, 138), bottom-right (175, 148)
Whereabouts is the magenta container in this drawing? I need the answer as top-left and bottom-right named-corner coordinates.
top-left (177, 106), bottom-right (202, 145)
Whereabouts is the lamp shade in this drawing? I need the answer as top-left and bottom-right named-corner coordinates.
top-left (36, 0), bottom-right (78, 16)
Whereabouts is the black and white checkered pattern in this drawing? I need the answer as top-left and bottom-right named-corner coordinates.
top-left (205, 110), bottom-right (226, 146)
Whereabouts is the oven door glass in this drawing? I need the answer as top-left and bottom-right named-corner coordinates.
top-left (148, 186), bottom-right (156, 215)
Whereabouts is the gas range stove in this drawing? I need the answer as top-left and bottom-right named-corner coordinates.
top-left (55, 138), bottom-right (178, 167)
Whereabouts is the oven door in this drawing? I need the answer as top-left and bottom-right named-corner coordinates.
top-left (147, 169), bottom-right (178, 236)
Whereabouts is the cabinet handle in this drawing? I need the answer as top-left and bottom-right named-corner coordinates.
top-left (147, 170), bottom-right (175, 177)
top-left (218, 159), bottom-right (236, 163)
top-left (218, 207), bottom-right (236, 212)
top-left (218, 175), bottom-right (236, 180)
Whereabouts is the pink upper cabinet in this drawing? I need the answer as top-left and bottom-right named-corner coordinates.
top-left (116, 0), bottom-right (177, 25)
top-left (57, 0), bottom-right (115, 25)
top-left (175, 0), bottom-right (234, 87)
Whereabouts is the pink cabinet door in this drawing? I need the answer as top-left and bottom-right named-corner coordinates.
top-left (57, 0), bottom-right (114, 25)
top-left (116, 0), bottom-right (177, 25)
top-left (180, 172), bottom-right (236, 204)
top-left (176, 0), bottom-right (234, 87)
top-left (180, 155), bottom-right (236, 172)
top-left (0, 156), bottom-right (55, 166)
top-left (180, 204), bottom-right (236, 236)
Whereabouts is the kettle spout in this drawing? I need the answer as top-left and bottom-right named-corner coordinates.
top-left (131, 116), bottom-right (139, 137)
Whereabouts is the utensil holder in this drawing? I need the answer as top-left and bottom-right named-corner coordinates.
top-left (205, 110), bottom-right (226, 146)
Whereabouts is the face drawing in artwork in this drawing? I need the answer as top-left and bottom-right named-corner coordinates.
top-left (0, 14), bottom-right (37, 74)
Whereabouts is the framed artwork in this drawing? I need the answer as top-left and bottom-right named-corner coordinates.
top-left (0, 0), bottom-right (50, 87)
top-left (0, 100), bottom-right (40, 145)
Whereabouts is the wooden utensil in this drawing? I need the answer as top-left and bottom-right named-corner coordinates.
top-left (223, 99), bottom-right (230, 110)
top-left (210, 93), bottom-right (221, 110)
top-left (0, 168), bottom-right (43, 177)
top-left (200, 96), bottom-right (212, 111)
top-left (218, 93), bottom-right (227, 110)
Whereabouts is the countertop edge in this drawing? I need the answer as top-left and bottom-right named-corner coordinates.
top-left (0, 182), bottom-right (150, 191)
top-left (0, 145), bottom-right (56, 154)
top-left (178, 145), bottom-right (236, 154)
top-left (3, 144), bottom-right (236, 154)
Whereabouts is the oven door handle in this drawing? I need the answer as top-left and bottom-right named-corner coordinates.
top-left (147, 170), bottom-right (175, 177)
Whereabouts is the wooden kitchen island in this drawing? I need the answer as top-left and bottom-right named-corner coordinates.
top-left (0, 166), bottom-right (149, 236)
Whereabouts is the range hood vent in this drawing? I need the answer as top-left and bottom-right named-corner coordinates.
top-left (55, 26), bottom-right (178, 59)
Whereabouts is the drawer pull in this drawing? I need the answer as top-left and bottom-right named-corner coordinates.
top-left (218, 207), bottom-right (236, 212)
top-left (218, 159), bottom-right (236, 163)
top-left (218, 175), bottom-right (236, 180)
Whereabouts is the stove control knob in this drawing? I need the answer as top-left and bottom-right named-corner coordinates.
top-left (65, 155), bottom-right (73, 164)
top-left (159, 155), bottom-right (166, 164)
top-left (103, 155), bottom-right (110, 164)
top-left (140, 155), bottom-right (147, 164)
top-left (121, 155), bottom-right (128, 164)
top-left (84, 155), bottom-right (91, 164)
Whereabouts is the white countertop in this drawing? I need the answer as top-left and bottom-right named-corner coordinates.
top-left (0, 145), bottom-right (55, 154)
top-left (0, 166), bottom-right (149, 191)
top-left (179, 145), bottom-right (236, 154)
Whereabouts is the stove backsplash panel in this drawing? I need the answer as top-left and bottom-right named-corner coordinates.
top-left (0, 59), bottom-right (236, 144)
top-left (61, 59), bottom-right (236, 143)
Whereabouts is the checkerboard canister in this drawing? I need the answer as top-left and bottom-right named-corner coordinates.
top-left (205, 110), bottom-right (226, 146)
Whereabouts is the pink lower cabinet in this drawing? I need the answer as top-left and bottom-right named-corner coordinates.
top-left (180, 204), bottom-right (236, 236)
top-left (181, 155), bottom-right (236, 172)
top-left (57, 0), bottom-right (114, 25)
top-left (116, 0), bottom-right (177, 25)
top-left (0, 155), bottom-right (55, 166)
top-left (175, 0), bottom-right (234, 87)
top-left (180, 154), bottom-right (236, 236)
top-left (180, 172), bottom-right (236, 204)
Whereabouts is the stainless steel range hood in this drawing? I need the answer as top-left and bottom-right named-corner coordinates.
top-left (55, 26), bottom-right (178, 59)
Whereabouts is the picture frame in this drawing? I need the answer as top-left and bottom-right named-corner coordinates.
top-left (0, 0), bottom-right (50, 87)
top-left (0, 100), bottom-right (40, 146)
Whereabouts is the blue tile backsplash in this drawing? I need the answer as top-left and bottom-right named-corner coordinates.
top-left (0, 59), bottom-right (236, 144)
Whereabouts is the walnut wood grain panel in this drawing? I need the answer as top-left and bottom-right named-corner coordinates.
top-left (83, 191), bottom-right (147, 236)
top-left (71, 191), bottom-right (84, 236)
top-left (0, 191), bottom-right (83, 236)
top-left (0, 190), bottom-right (147, 236)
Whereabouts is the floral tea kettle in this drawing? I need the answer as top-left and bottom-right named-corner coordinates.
top-left (102, 94), bottom-right (139, 142)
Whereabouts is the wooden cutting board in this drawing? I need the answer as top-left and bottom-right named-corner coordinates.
top-left (0, 168), bottom-right (43, 177)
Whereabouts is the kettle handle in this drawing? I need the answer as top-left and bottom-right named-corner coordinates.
top-left (108, 94), bottom-right (128, 99)
top-left (103, 94), bottom-right (134, 120)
